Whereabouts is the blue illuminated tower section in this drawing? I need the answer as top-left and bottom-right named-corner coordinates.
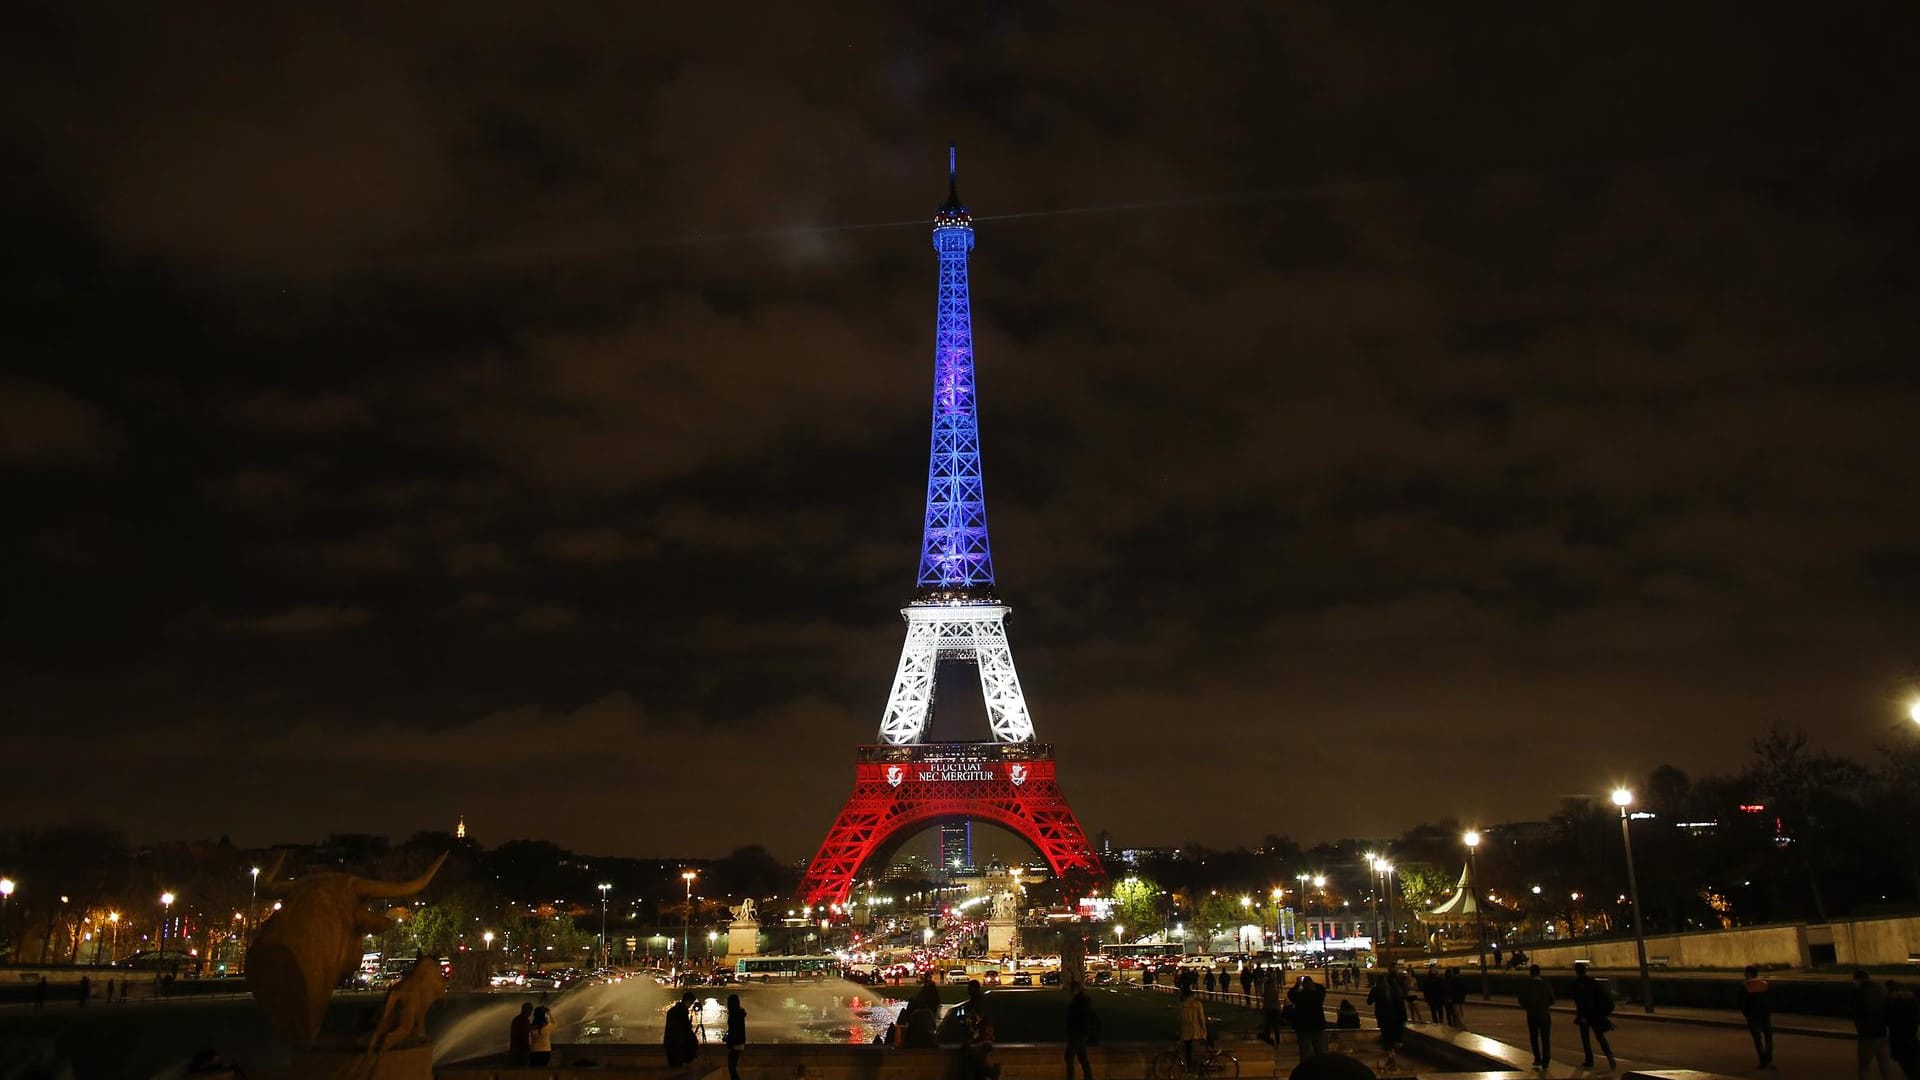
top-left (918, 145), bottom-right (995, 597)
top-left (876, 146), bottom-right (1035, 745)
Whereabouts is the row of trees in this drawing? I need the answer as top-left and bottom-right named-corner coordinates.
top-left (1094, 725), bottom-right (1920, 948)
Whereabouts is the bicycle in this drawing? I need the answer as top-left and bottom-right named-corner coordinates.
top-left (1150, 1041), bottom-right (1239, 1080)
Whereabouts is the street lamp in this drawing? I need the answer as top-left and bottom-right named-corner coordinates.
top-left (1463, 832), bottom-right (1488, 1000)
top-left (1380, 860), bottom-right (1396, 949)
top-left (107, 912), bottom-right (120, 962)
top-left (1612, 787), bottom-right (1655, 1013)
top-left (598, 883), bottom-right (612, 970)
top-left (245, 866), bottom-right (260, 968)
top-left (680, 871), bottom-right (697, 971)
top-left (0, 877), bottom-right (12, 931)
top-left (483, 930), bottom-right (494, 951)
top-left (159, 891), bottom-right (176, 958)
top-left (1908, 700), bottom-right (1920, 726)
top-left (707, 930), bottom-right (717, 962)
top-left (1365, 854), bottom-right (1384, 950)
top-left (1269, 888), bottom-right (1283, 956)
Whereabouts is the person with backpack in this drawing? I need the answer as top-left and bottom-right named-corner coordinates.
top-left (1739, 964), bottom-right (1774, 1069)
top-left (1572, 964), bottom-right (1617, 1071)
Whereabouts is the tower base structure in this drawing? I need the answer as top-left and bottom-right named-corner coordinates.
top-left (797, 743), bottom-right (1104, 908)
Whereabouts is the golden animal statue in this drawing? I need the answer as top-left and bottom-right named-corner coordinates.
top-left (368, 953), bottom-right (446, 1053)
top-left (246, 852), bottom-right (447, 1045)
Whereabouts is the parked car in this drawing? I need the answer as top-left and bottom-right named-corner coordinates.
top-left (1040, 970), bottom-right (1062, 986)
top-left (1010, 971), bottom-right (1033, 986)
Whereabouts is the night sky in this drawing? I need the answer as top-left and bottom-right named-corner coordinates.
top-left (4, 5), bottom-right (1917, 862)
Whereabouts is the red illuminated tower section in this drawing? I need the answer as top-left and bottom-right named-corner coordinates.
top-left (797, 149), bottom-right (1104, 908)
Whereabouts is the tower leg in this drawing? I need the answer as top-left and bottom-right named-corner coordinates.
top-left (973, 614), bottom-right (1034, 742)
top-left (878, 617), bottom-right (940, 744)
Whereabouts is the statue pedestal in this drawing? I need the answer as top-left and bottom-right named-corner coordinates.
top-left (986, 919), bottom-right (1018, 957)
top-left (288, 1044), bottom-right (432, 1080)
top-left (728, 920), bottom-right (761, 957)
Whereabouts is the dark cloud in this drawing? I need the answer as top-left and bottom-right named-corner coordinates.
top-left (1, 2), bottom-right (1917, 860)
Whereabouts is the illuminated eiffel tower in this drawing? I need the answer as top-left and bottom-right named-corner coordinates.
top-left (797, 148), bottom-right (1103, 907)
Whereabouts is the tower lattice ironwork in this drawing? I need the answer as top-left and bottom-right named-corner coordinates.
top-left (797, 148), bottom-right (1103, 908)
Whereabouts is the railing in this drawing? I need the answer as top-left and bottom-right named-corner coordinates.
top-left (856, 742), bottom-right (1053, 764)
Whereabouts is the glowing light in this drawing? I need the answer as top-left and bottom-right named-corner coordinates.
top-left (0, 878), bottom-right (13, 898)
top-left (1463, 831), bottom-right (1481, 850)
top-left (1909, 700), bottom-right (1920, 725)
top-left (1611, 788), bottom-right (1633, 808)
top-left (160, 892), bottom-right (175, 906)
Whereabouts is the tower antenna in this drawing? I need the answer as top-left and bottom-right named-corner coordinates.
top-left (948, 143), bottom-right (958, 204)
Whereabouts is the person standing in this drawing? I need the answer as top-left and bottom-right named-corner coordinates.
top-left (1853, 970), bottom-right (1894, 1079)
top-left (1740, 965), bottom-right (1774, 1069)
top-left (1065, 981), bottom-right (1099, 1080)
top-left (665, 991), bottom-right (698, 1067)
top-left (508, 1002), bottom-right (533, 1065)
top-left (912, 973), bottom-right (943, 1021)
top-left (1240, 965), bottom-right (1253, 1000)
top-left (1571, 965), bottom-right (1617, 1071)
top-left (1179, 986), bottom-right (1208, 1068)
top-left (33, 977), bottom-right (47, 1009)
top-left (1260, 972), bottom-right (1283, 1046)
top-left (1367, 969), bottom-right (1408, 1073)
top-left (1886, 980), bottom-right (1919, 1080)
top-left (1444, 967), bottom-right (1466, 1027)
top-left (528, 1006), bottom-right (553, 1068)
top-left (1419, 965), bottom-right (1444, 1026)
top-left (1203, 969), bottom-right (1215, 995)
top-left (724, 993), bottom-right (747, 1080)
top-left (77, 975), bottom-right (90, 1008)
top-left (1287, 974), bottom-right (1329, 1061)
top-left (1517, 964), bottom-right (1555, 1068)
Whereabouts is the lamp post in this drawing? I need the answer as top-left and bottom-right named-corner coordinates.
top-left (107, 912), bottom-right (120, 962)
top-left (1381, 860), bottom-right (1396, 949)
top-left (0, 877), bottom-right (13, 954)
top-left (1463, 832), bottom-right (1488, 1000)
top-left (1364, 855), bottom-right (1382, 948)
top-left (707, 930), bottom-right (717, 963)
top-left (1613, 787), bottom-right (1655, 1012)
top-left (1269, 888), bottom-right (1283, 957)
top-left (483, 930), bottom-right (494, 951)
top-left (680, 871), bottom-right (697, 972)
top-left (245, 866), bottom-right (260, 969)
top-left (597, 883), bottom-right (612, 970)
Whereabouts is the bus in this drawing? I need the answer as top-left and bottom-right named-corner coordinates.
top-left (734, 955), bottom-right (838, 981)
top-left (1099, 943), bottom-right (1183, 962)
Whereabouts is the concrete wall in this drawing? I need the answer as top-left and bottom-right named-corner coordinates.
top-left (1828, 915), bottom-right (1920, 966)
top-left (1518, 922), bottom-right (1808, 970)
top-left (1438, 913), bottom-right (1920, 971)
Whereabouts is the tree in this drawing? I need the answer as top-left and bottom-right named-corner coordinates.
top-left (1110, 875), bottom-right (1165, 936)
top-left (1397, 866), bottom-right (1451, 914)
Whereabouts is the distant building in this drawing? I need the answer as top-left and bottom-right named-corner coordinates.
top-left (455, 815), bottom-right (467, 840)
top-left (940, 820), bottom-right (973, 874)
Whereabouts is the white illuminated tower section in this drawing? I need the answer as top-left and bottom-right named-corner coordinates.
top-left (878, 145), bottom-right (1035, 746)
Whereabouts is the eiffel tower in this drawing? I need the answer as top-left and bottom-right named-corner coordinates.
top-left (796, 148), bottom-right (1103, 907)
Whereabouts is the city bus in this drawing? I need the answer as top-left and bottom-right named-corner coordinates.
top-left (1099, 943), bottom-right (1184, 962)
top-left (734, 955), bottom-right (838, 981)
